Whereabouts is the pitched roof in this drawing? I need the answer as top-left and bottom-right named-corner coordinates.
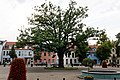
top-left (3, 48), bottom-right (32, 50)
top-left (89, 45), bottom-right (98, 48)
top-left (5, 42), bottom-right (16, 45)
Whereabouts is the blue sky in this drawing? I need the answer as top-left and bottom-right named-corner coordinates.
top-left (0, 0), bottom-right (120, 41)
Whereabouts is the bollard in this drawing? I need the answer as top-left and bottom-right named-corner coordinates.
top-left (37, 78), bottom-right (39, 80)
top-left (114, 77), bottom-right (116, 80)
top-left (63, 78), bottom-right (65, 80)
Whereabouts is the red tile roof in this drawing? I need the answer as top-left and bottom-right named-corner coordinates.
top-left (5, 42), bottom-right (16, 45)
top-left (3, 48), bottom-right (33, 50)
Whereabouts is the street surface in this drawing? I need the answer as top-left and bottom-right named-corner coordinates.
top-left (0, 65), bottom-right (120, 80)
top-left (0, 65), bottom-right (82, 80)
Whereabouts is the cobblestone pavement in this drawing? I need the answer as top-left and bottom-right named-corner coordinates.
top-left (0, 65), bottom-right (120, 80)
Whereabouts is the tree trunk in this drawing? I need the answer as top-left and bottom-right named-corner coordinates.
top-left (58, 53), bottom-right (64, 68)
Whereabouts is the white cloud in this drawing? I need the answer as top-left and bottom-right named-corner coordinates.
top-left (81, 0), bottom-right (120, 40)
top-left (0, 0), bottom-right (120, 41)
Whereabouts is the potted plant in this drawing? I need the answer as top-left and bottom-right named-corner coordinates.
top-left (84, 76), bottom-right (94, 80)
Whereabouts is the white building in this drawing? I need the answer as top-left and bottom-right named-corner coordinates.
top-left (55, 51), bottom-right (80, 66)
top-left (0, 40), bottom-right (6, 64)
top-left (2, 49), bottom-right (34, 64)
top-left (88, 37), bottom-right (99, 45)
top-left (63, 51), bottom-right (80, 66)
top-left (1, 42), bottom-right (34, 64)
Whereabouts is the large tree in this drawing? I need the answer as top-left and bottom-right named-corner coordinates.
top-left (34, 52), bottom-right (41, 62)
top-left (17, 1), bottom-right (106, 67)
top-left (17, 1), bottom-right (89, 68)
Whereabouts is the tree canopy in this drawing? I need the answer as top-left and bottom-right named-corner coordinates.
top-left (96, 40), bottom-right (113, 64)
top-left (9, 45), bottom-right (17, 59)
top-left (115, 32), bottom-right (120, 57)
top-left (74, 27), bottom-right (106, 62)
top-left (34, 52), bottom-right (41, 62)
top-left (17, 0), bottom-right (107, 67)
top-left (95, 30), bottom-right (113, 64)
top-left (17, 1), bottom-right (89, 68)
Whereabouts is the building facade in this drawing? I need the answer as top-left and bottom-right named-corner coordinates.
top-left (1, 42), bottom-right (34, 64)
top-left (0, 41), bottom-right (80, 66)
top-left (2, 49), bottom-right (34, 64)
top-left (35, 51), bottom-right (57, 65)
top-left (0, 40), bottom-right (6, 64)
top-left (63, 51), bottom-right (80, 66)
top-left (87, 37), bottom-right (100, 64)
top-left (87, 45), bottom-right (100, 64)
top-left (35, 51), bottom-right (80, 66)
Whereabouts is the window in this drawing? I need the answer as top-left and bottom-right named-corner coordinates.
top-left (3, 51), bottom-right (5, 56)
top-left (109, 60), bottom-right (111, 63)
top-left (19, 53), bottom-right (20, 56)
top-left (94, 48), bottom-right (96, 51)
top-left (70, 59), bottom-right (72, 64)
top-left (72, 53), bottom-right (74, 58)
top-left (44, 59), bottom-right (46, 62)
top-left (44, 52), bottom-right (46, 56)
top-left (68, 53), bottom-right (70, 58)
top-left (52, 59), bottom-right (54, 63)
top-left (48, 59), bottom-right (50, 63)
top-left (7, 51), bottom-right (9, 55)
top-left (22, 53), bottom-right (23, 56)
top-left (25, 53), bottom-right (27, 56)
top-left (48, 52), bottom-right (50, 56)
top-left (92, 48), bottom-right (94, 51)
top-left (112, 48), bottom-right (115, 52)
top-left (117, 60), bottom-right (119, 64)
top-left (66, 59), bottom-right (68, 64)
top-left (52, 55), bottom-right (56, 58)
top-left (6, 51), bottom-right (9, 56)
top-left (74, 59), bottom-right (76, 63)
top-left (18, 51), bottom-right (21, 56)
top-left (28, 52), bottom-right (32, 56)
